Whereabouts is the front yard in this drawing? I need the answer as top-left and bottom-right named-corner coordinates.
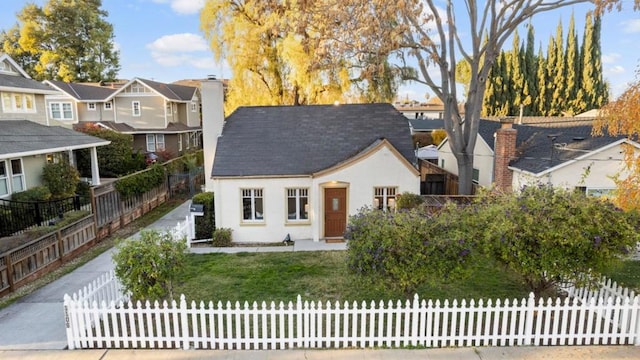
top-left (173, 251), bottom-right (597, 303)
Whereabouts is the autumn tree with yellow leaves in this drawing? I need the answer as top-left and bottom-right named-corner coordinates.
top-left (200, 0), bottom-right (406, 114)
top-left (594, 68), bottom-right (640, 210)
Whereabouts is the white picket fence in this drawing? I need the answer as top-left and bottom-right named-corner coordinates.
top-left (63, 271), bottom-right (640, 350)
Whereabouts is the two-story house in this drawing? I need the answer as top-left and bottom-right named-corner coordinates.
top-left (44, 78), bottom-right (202, 157)
top-left (0, 54), bottom-right (109, 197)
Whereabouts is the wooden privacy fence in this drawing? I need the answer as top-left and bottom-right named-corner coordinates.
top-left (1, 215), bottom-right (96, 296)
top-left (64, 271), bottom-right (640, 350)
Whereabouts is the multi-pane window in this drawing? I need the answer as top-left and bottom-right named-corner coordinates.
top-left (0, 161), bottom-right (8, 197)
top-left (287, 188), bottom-right (309, 221)
top-left (104, 101), bottom-right (112, 110)
top-left (146, 134), bottom-right (165, 152)
top-left (87, 102), bottom-right (96, 111)
top-left (132, 101), bottom-right (141, 116)
top-left (242, 189), bottom-right (264, 221)
top-left (472, 168), bottom-right (480, 184)
top-left (50, 102), bottom-right (73, 120)
top-left (191, 102), bottom-right (197, 112)
top-left (2, 92), bottom-right (35, 113)
top-left (10, 159), bottom-right (24, 193)
top-left (374, 187), bottom-right (397, 211)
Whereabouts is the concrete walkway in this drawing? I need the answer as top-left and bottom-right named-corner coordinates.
top-left (1, 199), bottom-right (639, 359)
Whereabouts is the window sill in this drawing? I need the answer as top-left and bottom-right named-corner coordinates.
top-left (285, 221), bottom-right (311, 226)
top-left (240, 221), bottom-right (266, 227)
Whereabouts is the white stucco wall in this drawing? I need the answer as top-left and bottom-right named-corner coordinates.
top-left (213, 144), bottom-right (420, 243)
top-left (512, 142), bottom-right (632, 193)
top-left (438, 135), bottom-right (495, 187)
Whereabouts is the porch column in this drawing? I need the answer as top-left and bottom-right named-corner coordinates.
top-left (90, 147), bottom-right (101, 186)
top-left (67, 150), bottom-right (75, 167)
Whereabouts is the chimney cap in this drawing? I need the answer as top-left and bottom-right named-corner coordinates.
top-left (500, 117), bottom-right (515, 124)
top-left (207, 74), bottom-right (217, 80)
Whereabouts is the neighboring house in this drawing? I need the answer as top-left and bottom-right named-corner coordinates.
top-left (437, 117), bottom-right (636, 194)
top-left (0, 53), bottom-right (60, 126)
top-left (394, 97), bottom-right (446, 119)
top-left (0, 120), bottom-right (110, 198)
top-left (408, 118), bottom-right (444, 135)
top-left (44, 77), bottom-right (203, 156)
top-left (202, 80), bottom-right (419, 243)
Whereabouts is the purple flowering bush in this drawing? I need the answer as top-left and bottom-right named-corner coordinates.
top-left (471, 185), bottom-right (640, 296)
top-left (345, 204), bottom-right (477, 296)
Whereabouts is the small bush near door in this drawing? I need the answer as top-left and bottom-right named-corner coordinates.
top-left (212, 228), bottom-right (232, 247)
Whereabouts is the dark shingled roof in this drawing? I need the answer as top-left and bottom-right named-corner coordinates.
top-left (137, 78), bottom-right (197, 101)
top-left (0, 73), bottom-right (55, 93)
top-left (212, 103), bottom-right (415, 177)
top-left (476, 119), bottom-right (625, 174)
top-left (94, 121), bottom-right (200, 134)
top-left (46, 80), bottom-right (117, 100)
top-left (0, 120), bottom-right (109, 157)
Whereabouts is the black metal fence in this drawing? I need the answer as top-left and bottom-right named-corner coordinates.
top-left (0, 195), bottom-right (90, 237)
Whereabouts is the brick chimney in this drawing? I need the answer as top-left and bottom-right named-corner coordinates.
top-left (493, 117), bottom-right (517, 192)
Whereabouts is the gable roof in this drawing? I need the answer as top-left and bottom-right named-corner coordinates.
top-left (212, 103), bottom-right (415, 177)
top-left (89, 121), bottom-right (200, 134)
top-left (44, 80), bottom-right (117, 101)
top-left (0, 53), bottom-right (30, 78)
top-left (0, 54), bottom-right (59, 95)
top-left (105, 78), bottom-right (198, 102)
top-left (475, 118), bottom-right (626, 175)
top-left (0, 120), bottom-right (110, 159)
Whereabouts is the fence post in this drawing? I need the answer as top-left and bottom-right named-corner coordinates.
top-left (180, 294), bottom-right (190, 350)
top-left (634, 296), bottom-right (640, 346)
top-left (523, 293), bottom-right (535, 345)
top-left (34, 202), bottom-right (42, 226)
top-left (64, 294), bottom-right (76, 350)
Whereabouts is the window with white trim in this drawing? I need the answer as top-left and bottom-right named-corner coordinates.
top-left (0, 161), bottom-right (8, 197)
top-left (132, 101), bottom-right (141, 116)
top-left (191, 102), bottom-right (197, 112)
top-left (10, 159), bottom-right (24, 193)
top-left (178, 134), bottom-right (183, 151)
top-left (104, 101), bottom-right (112, 110)
top-left (287, 188), bottom-right (309, 221)
top-left (50, 102), bottom-right (73, 120)
top-left (2, 92), bottom-right (36, 113)
top-left (146, 134), bottom-right (165, 152)
top-left (87, 102), bottom-right (96, 111)
top-left (374, 187), bottom-right (397, 211)
top-left (242, 189), bottom-right (264, 221)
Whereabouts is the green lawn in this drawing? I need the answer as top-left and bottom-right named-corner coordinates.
top-left (174, 251), bottom-right (533, 303)
top-left (603, 260), bottom-right (640, 292)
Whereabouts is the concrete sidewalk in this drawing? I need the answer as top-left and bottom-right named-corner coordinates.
top-left (1, 199), bottom-right (639, 359)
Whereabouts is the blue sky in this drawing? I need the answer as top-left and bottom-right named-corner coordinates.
top-left (1, 0), bottom-right (638, 101)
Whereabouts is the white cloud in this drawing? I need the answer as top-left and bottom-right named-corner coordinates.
top-left (604, 65), bottom-right (625, 76)
top-left (602, 53), bottom-right (621, 64)
top-left (151, 0), bottom-right (204, 15)
top-left (622, 19), bottom-right (640, 33)
top-left (147, 33), bottom-right (208, 53)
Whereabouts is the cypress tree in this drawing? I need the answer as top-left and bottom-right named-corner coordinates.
top-left (591, 15), bottom-right (609, 108)
top-left (508, 30), bottom-right (526, 115)
top-left (522, 24), bottom-right (538, 116)
top-left (564, 13), bottom-right (580, 115)
top-left (536, 45), bottom-right (549, 116)
top-left (548, 20), bottom-right (566, 115)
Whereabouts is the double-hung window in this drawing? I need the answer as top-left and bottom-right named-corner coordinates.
top-left (242, 189), bottom-right (264, 222)
top-left (10, 159), bottom-right (24, 193)
top-left (0, 161), bottom-right (8, 197)
top-left (146, 134), bottom-right (165, 152)
top-left (132, 101), bottom-right (141, 116)
top-left (50, 102), bottom-right (73, 120)
top-left (287, 188), bottom-right (308, 221)
top-left (374, 187), bottom-right (397, 211)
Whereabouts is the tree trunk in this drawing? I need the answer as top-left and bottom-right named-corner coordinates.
top-left (456, 153), bottom-right (475, 195)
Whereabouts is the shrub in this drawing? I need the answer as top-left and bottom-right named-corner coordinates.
top-left (212, 228), bottom-right (232, 247)
top-left (192, 192), bottom-right (215, 240)
top-left (42, 161), bottom-right (80, 199)
top-left (113, 229), bottom-right (187, 301)
top-left (431, 129), bottom-right (447, 145)
top-left (346, 204), bottom-right (478, 296)
top-left (115, 165), bottom-right (165, 198)
top-left (75, 126), bottom-right (145, 177)
top-left (412, 132), bottom-right (433, 147)
top-left (11, 186), bottom-right (51, 201)
top-left (468, 185), bottom-right (640, 296)
top-left (396, 192), bottom-right (424, 210)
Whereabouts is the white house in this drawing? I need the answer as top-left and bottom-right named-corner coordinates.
top-left (202, 81), bottom-right (420, 243)
top-left (437, 117), bottom-right (638, 194)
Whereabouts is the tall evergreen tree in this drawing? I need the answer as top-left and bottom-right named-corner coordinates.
top-left (548, 20), bottom-right (566, 115)
top-left (578, 13), bottom-right (609, 112)
top-left (522, 24), bottom-right (538, 116)
top-left (564, 14), bottom-right (580, 115)
top-left (507, 30), bottom-right (527, 115)
top-left (536, 45), bottom-right (549, 115)
top-left (1, 0), bottom-right (120, 82)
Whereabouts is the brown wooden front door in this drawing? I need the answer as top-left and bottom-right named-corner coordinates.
top-left (324, 188), bottom-right (347, 238)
